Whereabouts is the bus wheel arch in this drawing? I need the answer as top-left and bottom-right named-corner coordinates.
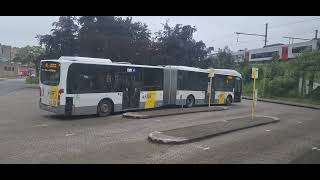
top-left (226, 95), bottom-right (233, 106)
top-left (97, 98), bottom-right (114, 117)
top-left (185, 94), bottom-right (195, 108)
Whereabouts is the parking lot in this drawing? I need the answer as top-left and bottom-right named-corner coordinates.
top-left (1, 79), bottom-right (320, 163)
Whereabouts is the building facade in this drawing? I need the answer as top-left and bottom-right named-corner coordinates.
top-left (0, 61), bottom-right (18, 78)
top-left (0, 43), bottom-right (19, 61)
top-left (0, 43), bottom-right (20, 78)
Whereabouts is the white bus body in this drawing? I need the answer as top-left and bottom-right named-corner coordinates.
top-left (39, 56), bottom-right (242, 116)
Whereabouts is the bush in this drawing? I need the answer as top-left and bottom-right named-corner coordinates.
top-left (268, 76), bottom-right (297, 97)
top-left (309, 86), bottom-right (320, 100)
top-left (25, 76), bottom-right (39, 84)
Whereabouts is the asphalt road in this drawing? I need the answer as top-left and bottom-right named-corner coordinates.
top-left (0, 78), bottom-right (27, 96)
top-left (0, 80), bottom-right (320, 163)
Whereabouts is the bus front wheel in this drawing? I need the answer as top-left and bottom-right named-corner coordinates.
top-left (97, 99), bottom-right (113, 117)
top-left (186, 95), bottom-right (195, 108)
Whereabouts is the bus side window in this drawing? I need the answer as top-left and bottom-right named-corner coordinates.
top-left (214, 75), bottom-right (223, 91)
top-left (113, 72), bottom-right (123, 92)
top-left (104, 72), bottom-right (113, 92)
top-left (177, 72), bottom-right (184, 90)
top-left (225, 76), bottom-right (234, 92)
top-left (143, 68), bottom-right (162, 91)
top-left (235, 78), bottom-right (242, 92)
top-left (79, 74), bottom-right (91, 93)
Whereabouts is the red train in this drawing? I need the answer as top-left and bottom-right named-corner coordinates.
top-left (232, 39), bottom-right (320, 62)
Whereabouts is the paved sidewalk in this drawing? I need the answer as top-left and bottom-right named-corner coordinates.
top-left (123, 106), bottom-right (228, 119)
top-left (148, 116), bottom-right (280, 144)
top-left (242, 96), bottom-right (320, 110)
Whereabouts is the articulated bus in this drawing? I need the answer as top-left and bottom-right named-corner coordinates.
top-left (163, 66), bottom-right (242, 108)
top-left (39, 56), bottom-right (242, 116)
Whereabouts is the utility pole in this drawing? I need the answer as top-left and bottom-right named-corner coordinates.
top-left (315, 29), bottom-right (318, 39)
top-left (235, 23), bottom-right (268, 47)
top-left (264, 23), bottom-right (268, 46)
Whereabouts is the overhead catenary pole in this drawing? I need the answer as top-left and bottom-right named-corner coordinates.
top-left (235, 23), bottom-right (268, 47)
top-left (282, 36), bottom-right (312, 41)
top-left (264, 23), bottom-right (268, 46)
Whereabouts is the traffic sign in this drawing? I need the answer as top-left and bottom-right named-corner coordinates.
top-left (252, 67), bottom-right (258, 79)
top-left (251, 67), bottom-right (258, 119)
top-left (208, 68), bottom-right (214, 107)
top-left (208, 68), bottom-right (214, 77)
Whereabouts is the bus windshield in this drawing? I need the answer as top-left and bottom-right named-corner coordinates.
top-left (40, 61), bottom-right (60, 86)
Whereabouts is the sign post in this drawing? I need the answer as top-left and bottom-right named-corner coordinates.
top-left (208, 68), bottom-right (214, 107)
top-left (251, 67), bottom-right (258, 120)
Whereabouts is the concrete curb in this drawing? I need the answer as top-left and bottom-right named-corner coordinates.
top-left (242, 96), bottom-right (320, 110)
top-left (123, 106), bottom-right (229, 119)
top-left (148, 131), bottom-right (188, 144)
top-left (148, 115), bottom-right (280, 145)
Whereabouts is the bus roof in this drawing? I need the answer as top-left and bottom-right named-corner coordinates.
top-left (214, 69), bottom-right (242, 78)
top-left (41, 56), bottom-right (163, 69)
top-left (165, 65), bottom-right (242, 78)
top-left (165, 65), bottom-right (208, 73)
top-left (41, 56), bottom-right (242, 77)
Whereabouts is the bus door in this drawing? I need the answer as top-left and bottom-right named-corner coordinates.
top-left (122, 67), bottom-right (141, 110)
top-left (234, 77), bottom-right (242, 102)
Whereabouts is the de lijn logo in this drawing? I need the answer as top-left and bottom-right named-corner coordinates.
top-left (127, 68), bottom-right (136, 73)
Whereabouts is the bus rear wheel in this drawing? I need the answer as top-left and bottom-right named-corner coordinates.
top-left (186, 95), bottom-right (195, 108)
top-left (97, 99), bottom-right (113, 117)
top-left (226, 96), bottom-right (232, 106)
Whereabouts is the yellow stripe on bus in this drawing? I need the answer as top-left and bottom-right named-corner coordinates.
top-left (218, 92), bottom-right (225, 104)
top-left (145, 91), bottom-right (157, 109)
top-left (49, 86), bottom-right (58, 107)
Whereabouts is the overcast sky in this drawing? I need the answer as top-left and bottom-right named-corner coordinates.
top-left (0, 16), bottom-right (319, 51)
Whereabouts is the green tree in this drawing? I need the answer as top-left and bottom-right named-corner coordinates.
top-left (289, 50), bottom-right (320, 97)
top-left (13, 46), bottom-right (45, 76)
top-left (202, 46), bottom-right (235, 69)
top-left (37, 16), bottom-right (79, 59)
top-left (151, 22), bottom-right (213, 66)
top-left (78, 16), bottom-right (152, 64)
top-left (37, 16), bottom-right (215, 67)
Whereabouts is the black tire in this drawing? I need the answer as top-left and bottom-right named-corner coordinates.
top-left (185, 95), bottom-right (195, 108)
top-left (226, 96), bottom-right (232, 106)
top-left (97, 99), bottom-right (113, 117)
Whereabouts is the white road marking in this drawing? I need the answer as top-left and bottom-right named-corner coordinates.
top-left (312, 147), bottom-right (320, 151)
top-left (34, 124), bottom-right (48, 127)
top-left (297, 121), bottom-right (302, 124)
top-left (65, 133), bottom-right (75, 137)
top-left (265, 129), bottom-right (271, 132)
top-left (154, 120), bottom-right (161, 122)
top-left (198, 146), bottom-right (210, 150)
